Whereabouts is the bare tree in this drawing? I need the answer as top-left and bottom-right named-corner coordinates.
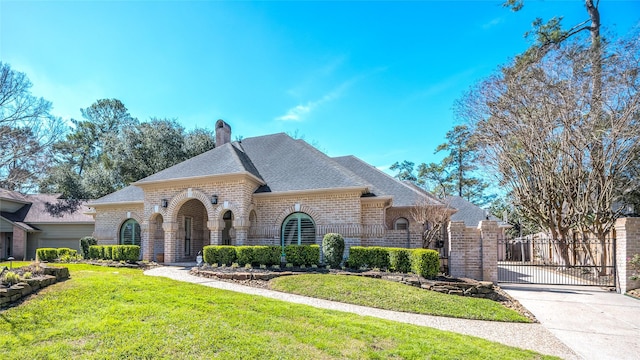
top-left (458, 33), bottom-right (640, 269)
top-left (0, 62), bottom-right (64, 191)
top-left (410, 198), bottom-right (455, 249)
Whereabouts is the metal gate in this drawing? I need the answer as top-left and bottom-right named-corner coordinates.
top-left (497, 235), bottom-right (615, 286)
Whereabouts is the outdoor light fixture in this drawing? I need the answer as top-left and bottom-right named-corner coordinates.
top-left (161, 199), bottom-right (168, 208)
top-left (211, 195), bottom-right (218, 204)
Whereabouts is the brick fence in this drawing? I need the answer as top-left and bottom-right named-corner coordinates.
top-left (614, 217), bottom-right (640, 293)
top-left (449, 217), bottom-right (640, 293)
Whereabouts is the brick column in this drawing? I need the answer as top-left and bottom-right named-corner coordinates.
top-left (479, 220), bottom-right (498, 283)
top-left (207, 220), bottom-right (223, 245)
top-left (614, 217), bottom-right (640, 293)
top-left (448, 221), bottom-right (467, 279)
top-left (12, 225), bottom-right (26, 260)
top-left (140, 221), bottom-right (152, 262)
top-left (163, 222), bottom-right (178, 263)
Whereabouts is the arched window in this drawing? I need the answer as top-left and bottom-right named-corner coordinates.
top-left (394, 217), bottom-right (409, 231)
top-left (120, 219), bottom-right (141, 246)
top-left (281, 212), bottom-right (315, 246)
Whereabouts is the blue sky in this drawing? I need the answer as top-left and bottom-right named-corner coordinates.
top-left (1, 0), bottom-right (638, 172)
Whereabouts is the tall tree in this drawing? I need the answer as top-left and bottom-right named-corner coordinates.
top-left (0, 62), bottom-right (64, 191)
top-left (433, 125), bottom-right (491, 205)
top-left (389, 160), bottom-right (419, 183)
top-left (459, 29), bottom-right (640, 268)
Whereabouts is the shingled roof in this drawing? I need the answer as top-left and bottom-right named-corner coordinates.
top-left (134, 141), bottom-right (263, 185)
top-left (92, 130), bottom-right (439, 207)
top-left (332, 155), bottom-right (443, 207)
top-left (0, 192), bottom-right (94, 226)
top-left (91, 185), bottom-right (144, 205)
top-left (446, 196), bottom-right (509, 228)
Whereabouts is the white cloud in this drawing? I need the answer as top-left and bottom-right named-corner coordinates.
top-left (276, 67), bottom-right (385, 122)
top-left (276, 80), bottom-right (350, 122)
top-left (482, 17), bottom-right (503, 30)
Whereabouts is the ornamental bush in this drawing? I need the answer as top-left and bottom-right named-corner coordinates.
top-left (388, 248), bottom-right (412, 273)
top-left (80, 236), bottom-right (97, 259)
top-left (346, 247), bottom-right (390, 269)
top-left (56, 248), bottom-right (78, 259)
top-left (236, 246), bottom-right (255, 266)
top-left (411, 249), bottom-right (440, 279)
top-left (253, 246), bottom-right (281, 266)
top-left (203, 246), bottom-right (238, 265)
top-left (322, 233), bottom-right (345, 268)
top-left (88, 245), bottom-right (102, 259)
top-left (36, 248), bottom-right (59, 262)
top-left (86, 245), bottom-right (139, 261)
top-left (284, 245), bottom-right (320, 266)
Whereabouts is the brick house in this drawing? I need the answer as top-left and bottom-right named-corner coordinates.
top-left (89, 120), bottom-right (444, 263)
top-left (0, 190), bottom-right (94, 260)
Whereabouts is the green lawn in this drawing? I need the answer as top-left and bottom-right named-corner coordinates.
top-left (270, 274), bottom-right (529, 323)
top-left (0, 261), bottom-right (32, 269)
top-left (0, 264), bottom-right (554, 359)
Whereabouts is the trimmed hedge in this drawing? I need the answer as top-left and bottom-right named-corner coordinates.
top-left (87, 245), bottom-right (140, 262)
top-left (203, 245), bottom-right (320, 267)
top-left (203, 246), bottom-right (238, 266)
top-left (36, 248), bottom-right (59, 262)
top-left (322, 233), bottom-right (345, 268)
top-left (284, 245), bottom-right (320, 267)
top-left (347, 246), bottom-right (440, 278)
top-left (388, 248), bottom-right (412, 273)
top-left (236, 246), bottom-right (255, 266)
top-left (347, 247), bottom-right (390, 269)
top-left (411, 249), bottom-right (440, 279)
top-left (253, 246), bottom-right (281, 266)
top-left (56, 248), bottom-right (78, 258)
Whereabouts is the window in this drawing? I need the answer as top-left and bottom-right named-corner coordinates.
top-left (281, 212), bottom-right (315, 246)
top-left (184, 217), bottom-right (192, 256)
top-left (120, 219), bottom-right (141, 246)
top-left (394, 217), bottom-right (409, 231)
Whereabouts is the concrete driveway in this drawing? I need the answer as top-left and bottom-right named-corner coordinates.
top-left (502, 284), bottom-right (640, 360)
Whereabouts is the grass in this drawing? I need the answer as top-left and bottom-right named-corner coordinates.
top-left (270, 274), bottom-right (530, 323)
top-left (0, 264), bottom-right (555, 359)
top-left (0, 261), bottom-right (32, 269)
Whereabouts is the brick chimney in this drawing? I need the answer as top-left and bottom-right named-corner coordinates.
top-left (215, 119), bottom-right (231, 146)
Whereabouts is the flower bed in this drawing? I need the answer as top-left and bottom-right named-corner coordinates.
top-left (0, 264), bottom-right (70, 308)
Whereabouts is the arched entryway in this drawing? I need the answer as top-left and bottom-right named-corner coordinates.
top-left (174, 199), bottom-right (210, 262)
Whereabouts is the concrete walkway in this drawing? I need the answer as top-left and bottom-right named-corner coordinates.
top-left (502, 284), bottom-right (640, 360)
top-left (145, 266), bottom-right (578, 359)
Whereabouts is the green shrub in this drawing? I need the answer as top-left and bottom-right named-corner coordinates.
top-left (36, 248), bottom-right (58, 262)
top-left (88, 245), bottom-right (102, 259)
top-left (1, 271), bottom-right (20, 286)
top-left (203, 246), bottom-right (218, 265)
top-left (80, 236), bottom-right (97, 259)
top-left (253, 246), bottom-right (281, 266)
top-left (86, 245), bottom-right (139, 261)
top-left (203, 246), bottom-right (238, 265)
top-left (411, 249), bottom-right (440, 279)
top-left (236, 246), bottom-right (255, 266)
top-left (388, 248), bottom-right (412, 273)
top-left (57, 248), bottom-right (78, 259)
top-left (284, 245), bottom-right (320, 266)
top-left (322, 233), bottom-right (345, 268)
top-left (346, 247), bottom-right (390, 270)
top-left (104, 246), bottom-right (113, 260)
top-left (301, 245), bottom-right (320, 266)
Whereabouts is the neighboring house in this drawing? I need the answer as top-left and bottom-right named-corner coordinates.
top-left (445, 196), bottom-right (509, 229)
top-left (0, 190), bottom-right (95, 260)
top-left (89, 120), bottom-right (445, 263)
